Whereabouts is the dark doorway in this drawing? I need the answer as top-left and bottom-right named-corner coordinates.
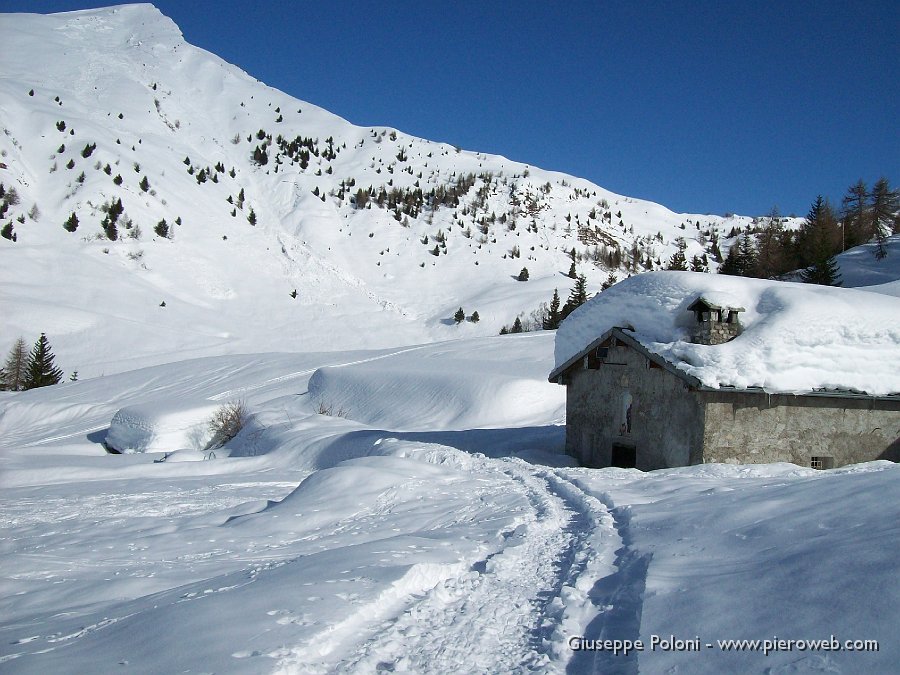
top-left (611, 443), bottom-right (636, 469)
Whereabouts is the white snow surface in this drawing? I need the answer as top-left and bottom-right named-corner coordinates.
top-left (2, 334), bottom-right (898, 674)
top-left (555, 270), bottom-right (900, 396)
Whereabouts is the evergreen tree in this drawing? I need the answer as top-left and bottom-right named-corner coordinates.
top-left (1, 222), bottom-right (15, 241)
top-left (1, 337), bottom-right (28, 391)
top-left (840, 180), bottom-right (870, 249)
top-left (562, 274), bottom-right (588, 319)
top-left (601, 272), bottom-right (618, 290)
top-left (247, 208), bottom-right (257, 226)
top-left (543, 289), bottom-right (562, 330)
top-left (690, 255), bottom-right (707, 272)
top-left (666, 238), bottom-right (688, 270)
top-left (718, 241), bottom-right (742, 276)
top-left (800, 254), bottom-right (842, 286)
top-left (63, 212), bottom-right (79, 233)
top-left (454, 307), bottom-right (465, 324)
top-left (23, 333), bottom-right (63, 389)
top-left (567, 261), bottom-right (577, 278)
top-left (471, 311), bottom-right (480, 323)
top-left (798, 196), bottom-right (841, 270)
top-left (139, 176), bottom-right (150, 192)
top-left (154, 219), bottom-right (169, 238)
top-left (869, 177), bottom-right (899, 259)
top-left (517, 267), bottom-right (529, 281)
top-left (736, 232), bottom-right (758, 275)
top-left (753, 207), bottom-right (787, 278)
top-left (511, 317), bottom-right (524, 333)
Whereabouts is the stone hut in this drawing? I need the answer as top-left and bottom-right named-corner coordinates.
top-left (550, 283), bottom-right (900, 471)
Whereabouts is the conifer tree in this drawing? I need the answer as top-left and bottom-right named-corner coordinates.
top-left (454, 307), bottom-right (465, 324)
top-left (800, 254), bottom-right (842, 286)
top-left (567, 261), bottom-right (577, 279)
top-left (511, 317), bottom-right (523, 333)
top-left (666, 238), bottom-right (688, 270)
top-left (1, 337), bottom-right (28, 391)
top-left (64, 212), bottom-right (79, 232)
top-left (736, 233), bottom-right (758, 275)
top-left (753, 208), bottom-right (787, 278)
top-left (471, 311), bottom-right (480, 323)
top-left (840, 180), bottom-right (870, 249)
top-left (601, 272), bottom-right (618, 290)
top-left (562, 274), bottom-right (588, 319)
top-left (517, 267), bottom-right (529, 281)
top-left (718, 241), bottom-right (742, 276)
top-left (139, 175), bottom-right (150, 192)
top-left (870, 177), bottom-right (899, 259)
top-left (798, 196), bottom-right (841, 271)
top-left (24, 333), bottom-right (63, 389)
top-left (543, 289), bottom-right (562, 330)
top-left (690, 255), bottom-right (707, 272)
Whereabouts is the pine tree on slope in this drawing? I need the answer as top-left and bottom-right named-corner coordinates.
top-left (24, 333), bottom-right (63, 389)
top-left (870, 178), bottom-right (899, 260)
top-left (800, 255), bottom-right (842, 286)
top-left (1, 337), bottom-right (29, 391)
top-left (562, 274), bottom-right (588, 319)
top-left (543, 289), bottom-right (561, 330)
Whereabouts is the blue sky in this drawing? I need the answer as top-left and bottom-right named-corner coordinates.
top-left (4, 1), bottom-right (898, 217)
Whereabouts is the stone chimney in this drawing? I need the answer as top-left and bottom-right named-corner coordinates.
top-left (687, 295), bottom-right (744, 345)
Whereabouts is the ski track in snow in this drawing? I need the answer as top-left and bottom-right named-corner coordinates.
top-left (272, 458), bottom-right (622, 674)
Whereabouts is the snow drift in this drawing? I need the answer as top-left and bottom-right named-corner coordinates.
top-left (307, 334), bottom-right (565, 430)
top-left (105, 402), bottom-right (220, 454)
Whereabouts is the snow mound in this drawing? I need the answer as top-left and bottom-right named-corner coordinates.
top-left (307, 336), bottom-right (565, 430)
top-left (555, 271), bottom-right (900, 396)
top-left (106, 402), bottom-right (220, 453)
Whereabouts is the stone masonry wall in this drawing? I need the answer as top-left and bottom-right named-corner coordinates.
top-left (565, 343), bottom-right (705, 470)
top-left (700, 391), bottom-right (900, 467)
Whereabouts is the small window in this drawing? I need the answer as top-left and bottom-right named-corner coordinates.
top-left (810, 456), bottom-right (834, 470)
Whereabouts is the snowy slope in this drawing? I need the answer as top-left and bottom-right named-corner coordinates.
top-left (1, 333), bottom-right (898, 673)
top-left (0, 4), bottom-right (803, 376)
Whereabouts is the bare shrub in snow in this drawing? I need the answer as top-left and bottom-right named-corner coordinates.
top-left (207, 400), bottom-right (247, 448)
top-left (316, 399), bottom-right (349, 418)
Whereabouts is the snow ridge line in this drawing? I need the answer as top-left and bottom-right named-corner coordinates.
top-left (207, 344), bottom-right (429, 401)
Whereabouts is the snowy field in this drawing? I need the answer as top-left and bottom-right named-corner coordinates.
top-left (1, 331), bottom-right (898, 674)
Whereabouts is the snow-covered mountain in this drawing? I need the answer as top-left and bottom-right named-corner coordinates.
top-left (0, 3), bottom-right (786, 375)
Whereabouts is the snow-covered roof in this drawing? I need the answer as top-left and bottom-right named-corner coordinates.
top-left (552, 271), bottom-right (900, 396)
